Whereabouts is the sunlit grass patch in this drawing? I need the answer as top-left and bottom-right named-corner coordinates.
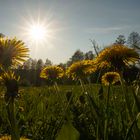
top-left (0, 135), bottom-right (30, 140)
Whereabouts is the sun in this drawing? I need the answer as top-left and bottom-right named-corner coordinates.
top-left (28, 23), bottom-right (47, 42)
top-left (19, 14), bottom-right (62, 57)
top-left (18, 12), bottom-right (64, 59)
top-left (19, 16), bottom-right (52, 46)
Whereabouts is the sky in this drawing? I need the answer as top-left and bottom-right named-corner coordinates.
top-left (0, 0), bottom-right (140, 64)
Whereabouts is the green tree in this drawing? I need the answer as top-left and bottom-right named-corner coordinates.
top-left (36, 59), bottom-right (44, 70)
top-left (44, 58), bottom-right (52, 66)
top-left (115, 35), bottom-right (126, 45)
top-left (0, 33), bottom-right (5, 38)
top-left (67, 49), bottom-right (84, 66)
top-left (127, 32), bottom-right (140, 50)
top-left (85, 51), bottom-right (95, 60)
top-left (58, 63), bottom-right (66, 70)
top-left (31, 59), bottom-right (37, 70)
top-left (23, 58), bottom-right (32, 70)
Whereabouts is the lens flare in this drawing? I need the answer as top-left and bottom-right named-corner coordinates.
top-left (28, 24), bottom-right (47, 41)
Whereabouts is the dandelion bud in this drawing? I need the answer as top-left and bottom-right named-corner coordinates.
top-left (79, 95), bottom-right (85, 104)
top-left (5, 79), bottom-right (19, 99)
top-left (66, 90), bottom-right (72, 102)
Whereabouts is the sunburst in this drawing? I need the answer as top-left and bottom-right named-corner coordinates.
top-left (19, 14), bottom-right (55, 48)
top-left (28, 23), bottom-right (47, 41)
top-left (18, 13), bottom-right (67, 59)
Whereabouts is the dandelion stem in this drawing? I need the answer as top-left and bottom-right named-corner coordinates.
top-left (79, 78), bottom-right (86, 92)
top-left (104, 84), bottom-right (110, 140)
top-left (6, 97), bottom-right (20, 140)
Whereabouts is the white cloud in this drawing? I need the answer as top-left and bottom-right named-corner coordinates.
top-left (85, 25), bottom-right (130, 34)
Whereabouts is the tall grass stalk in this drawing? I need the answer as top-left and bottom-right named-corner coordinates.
top-left (54, 81), bottom-right (60, 93)
top-left (120, 74), bottom-right (133, 120)
top-left (79, 78), bottom-right (103, 139)
top-left (131, 84), bottom-right (140, 112)
top-left (54, 89), bottom-right (74, 139)
top-left (120, 73), bottom-right (140, 139)
top-left (6, 98), bottom-right (20, 140)
top-left (125, 113), bottom-right (140, 140)
top-left (104, 84), bottom-right (110, 140)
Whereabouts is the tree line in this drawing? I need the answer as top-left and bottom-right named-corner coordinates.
top-left (1, 31), bottom-right (140, 86)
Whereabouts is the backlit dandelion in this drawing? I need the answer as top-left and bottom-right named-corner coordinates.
top-left (0, 71), bottom-right (20, 99)
top-left (66, 60), bottom-right (96, 80)
top-left (40, 66), bottom-right (64, 81)
top-left (0, 37), bottom-right (29, 140)
top-left (0, 71), bottom-right (20, 83)
top-left (0, 37), bottom-right (29, 69)
top-left (102, 72), bottom-right (120, 86)
top-left (96, 44), bottom-right (139, 71)
top-left (98, 61), bottom-right (111, 70)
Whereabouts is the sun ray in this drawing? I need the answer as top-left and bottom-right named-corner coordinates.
top-left (17, 12), bottom-right (69, 59)
top-left (19, 15), bottom-right (54, 47)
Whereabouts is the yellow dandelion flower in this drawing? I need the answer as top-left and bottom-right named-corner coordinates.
top-left (98, 61), bottom-right (111, 70)
top-left (96, 44), bottom-right (139, 70)
top-left (0, 70), bottom-right (20, 83)
top-left (0, 37), bottom-right (29, 69)
top-left (0, 70), bottom-right (20, 99)
top-left (66, 60), bottom-right (97, 80)
top-left (102, 72), bottom-right (120, 86)
top-left (40, 66), bottom-right (64, 81)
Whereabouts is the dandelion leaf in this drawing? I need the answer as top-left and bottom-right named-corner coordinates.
top-left (56, 122), bottom-right (80, 140)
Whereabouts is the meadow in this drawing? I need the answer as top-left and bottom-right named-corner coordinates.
top-left (0, 83), bottom-right (140, 140)
top-left (0, 37), bottom-right (140, 140)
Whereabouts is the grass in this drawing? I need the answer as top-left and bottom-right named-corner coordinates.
top-left (0, 83), bottom-right (140, 140)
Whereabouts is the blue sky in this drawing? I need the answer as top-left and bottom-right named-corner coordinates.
top-left (0, 0), bottom-right (140, 64)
